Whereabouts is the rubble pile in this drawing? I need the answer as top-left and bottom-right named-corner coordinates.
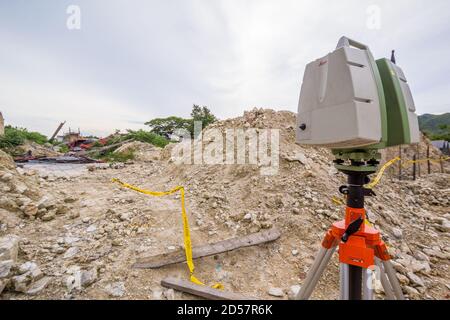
top-left (0, 109), bottom-right (448, 300)
top-left (0, 235), bottom-right (51, 295)
top-left (114, 141), bottom-right (161, 162)
top-left (161, 109), bottom-right (449, 299)
top-left (13, 141), bottom-right (62, 158)
top-left (0, 150), bottom-right (70, 223)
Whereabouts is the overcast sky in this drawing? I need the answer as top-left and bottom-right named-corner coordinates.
top-left (1, 0), bottom-right (449, 137)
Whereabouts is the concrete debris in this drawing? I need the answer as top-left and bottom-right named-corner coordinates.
top-left (105, 281), bottom-right (126, 297)
top-left (288, 285), bottom-right (301, 300)
top-left (0, 235), bottom-right (20, 262)
top-left (267, 287), bottom-right (284, 297)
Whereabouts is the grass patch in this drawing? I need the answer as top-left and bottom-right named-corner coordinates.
top-left (58, 144), bottom-right (70, 153)
top-left (102, 130), bottom-right (169, 148)
top-left (98, 149), bottom-right (135, 163)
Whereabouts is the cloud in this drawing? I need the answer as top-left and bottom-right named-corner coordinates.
top-left (0, 0), bottom-right (449, 138)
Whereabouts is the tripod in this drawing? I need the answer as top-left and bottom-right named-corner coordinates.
top-left (295, 164), bottom-right (405, 300)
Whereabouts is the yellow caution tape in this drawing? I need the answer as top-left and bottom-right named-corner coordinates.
top-left (365, 156), bottom-right (449, 189)
top-left (111, 178), bottom-right (223, 289)
top-left (364, 157), bottom-right (401, 189)
top-left (402, 156), bottom-right (450, 167)
top-left (331, 196), bottom-right (345, 206)
top-left (329, 156), bottom-right (449, 204)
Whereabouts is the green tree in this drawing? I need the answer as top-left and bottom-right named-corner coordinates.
top-left (125, 129), bottom-right (170, 148)
top-left (190, 105), bottom-right (218, 129)
top-left (145, 116), bottom-right (192, 138)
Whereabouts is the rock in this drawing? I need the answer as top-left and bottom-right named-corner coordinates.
top-left (63, 247), bottom-right (79, 259)
top-left (243, 213), bottom-right (252, 221)
top-left (112, 239), bottom-right (123, 247)
top-left (403, 286), bottom-right (420, 299)
top-left (79, 268), bottom-right (98, 288)
top-left (37, 196), bottom-right (56, 210)
top-left (41, 211), bottom-right (56, 222)
top-left (291, 250), bottom-right (299, 256)
top-left (64, 196), bottom-right (78, 204)
top-left (415, 251), bottom-right (429, 262)
top-left (288, 285), bottom-right (301, 300)
top-left (53, 246), bottom-right (65, 254)
top-left (86, 225), bottom-right (97, 233)
top-left (64, 236), bottom-right (80, 245)
top-left (396, 273), bottom-right (410, 285)
top-left (64, 275), bottom-right (78, 292)
top-left (56, 205), bottom-right (70, 215)
top-left (0, 234), bottom-right (20, 262)
top-left (18, 261), bottom-right (40, 275)
top-left (435, 219), bottom-right (450, 233)
top-left (151, 288), bottom-right (163, 299)
top-left (69, 211), bottom-right (80, 219)
top-left (0, 260), bottom-right (14, 278)
top-left (37, 208), bottom-right (47, 217)
top-left (292, 208), bottom-right (300, 215)
top-left (407, 272), bottom-right (425, 287)
top-left (0, 196), bottom-right (19, 211)
top-left (392, 227), bottom-right (403, 239)
top-left (391, 260), bottom-right (408, 275)
top-left (119, 213), bottom-right (130, 221)
top-left (105, 281), bottom-right (126, 297)
top-left (267, 287), bottom-right (284, 297)
top-left (164, 288), bottom-right (176, 300)
top-left (285, 152), bottom-right (308, 165)
top-left (167, 246), bottom-right (176, 251)
top-left (26, 276), bottom-right (51, 295)
top-left (410, 260), bottom-right (431, 274)
top-left (12, 273), bottom-right (31, 292)
top-left (23, 203), bottom-right (38, 217)
top-left (0, 279), bottom-right (8, 294)
top-left (15, 183), bottom-right (28, 194)
top-left (0, 172), bottom-right (13, 182)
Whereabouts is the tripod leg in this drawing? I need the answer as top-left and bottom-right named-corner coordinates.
top-left (296, 245), bottom-right (336, 300)
top-left (295, 247), bottom-right (328, 300)
top-left (340, 264), bottom-right (349, 300)
top-left (302, 245), bottom-right (337, 299)
top-left (382, 260), bottom-right (405, 300)
top-left (362, 268), bottom-right (374, 300)
top-left (375, 258), bottom-right (395, 300)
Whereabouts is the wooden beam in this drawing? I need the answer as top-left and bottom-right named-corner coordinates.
top-left (133, 228), bottom-right (281, 269)
top-left (161, 277), bottom-right (259, 300)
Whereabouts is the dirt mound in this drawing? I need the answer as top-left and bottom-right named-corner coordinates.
top-left (14, 142), bottom-right (61, 158)
top-left (159, 108), bottom-right (449, 299)
top-left (114, 141), bottom-right (161, 162)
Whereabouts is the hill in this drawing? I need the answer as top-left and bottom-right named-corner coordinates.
top-left (419, 113), bottom-right (450, 140)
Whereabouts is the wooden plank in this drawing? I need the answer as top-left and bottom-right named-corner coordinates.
top-left (133, 228), bottom-right (281, 269)
top-left (161, 277), bottom-right (259, 300)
